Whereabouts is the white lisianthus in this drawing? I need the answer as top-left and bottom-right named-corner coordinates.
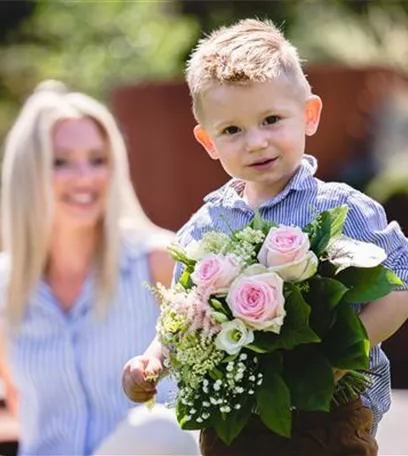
top-left (185, 232), bottom-right (231, 260)
top-left (327, 235), bottom-right (387, 273)
top-left (215, 319), bottom-right (254, 355)
top-left (268, 250), bottom-right (318, 282)
top-left (184, 240), bottom-right (207, 261)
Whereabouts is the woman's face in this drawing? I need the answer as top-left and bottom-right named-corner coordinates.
top-left (51, 117), bottom-right (111, 232)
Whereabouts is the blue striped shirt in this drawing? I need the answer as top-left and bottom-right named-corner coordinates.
top-left (1, 238), bottom-right (175, 455)
top-left (175, 155), bottom-right (408, 433)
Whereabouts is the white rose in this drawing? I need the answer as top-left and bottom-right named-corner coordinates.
top-left (215, 319), bottom-right (254, 355)
top-left (268, 250), bottom-right (318, 282)
top-left (241, 264), bottom-right (268, 277)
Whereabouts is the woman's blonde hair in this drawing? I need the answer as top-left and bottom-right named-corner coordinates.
top-left (1, 80), bottom-right (173, 324)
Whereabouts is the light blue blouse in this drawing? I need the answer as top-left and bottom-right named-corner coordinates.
top-left (1, 239), bottom-right (174, 455)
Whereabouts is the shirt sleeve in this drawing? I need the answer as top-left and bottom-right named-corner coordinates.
top-left (345, 189), bottom-right (408, 289)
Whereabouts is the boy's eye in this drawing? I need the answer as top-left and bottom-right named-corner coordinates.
top-left (263, 115), bottom-right (281, 125)
top-left (222, 126), bottom-right (241, 135)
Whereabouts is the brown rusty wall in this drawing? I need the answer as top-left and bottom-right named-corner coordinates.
top-left (111, 66), bottom-right (408, 231)
top-left (111, 80), bottom-right (228, 232)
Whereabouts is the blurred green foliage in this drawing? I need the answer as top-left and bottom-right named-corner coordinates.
top-left (290, 1), bottom-right (408, 69)
top-left (2, 0), bottom-right (408, 148)
top-left (0, 0), bottom-right (199, 140)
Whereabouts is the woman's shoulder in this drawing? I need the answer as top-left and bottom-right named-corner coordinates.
top-left (0, 252), bottom-right (10, 289)
top-left (120, 229), bottom-right (175, 285)
top-left (147, 248), bottom-right (175, 288)
top-left (0, 253), bottom-right (10, 317)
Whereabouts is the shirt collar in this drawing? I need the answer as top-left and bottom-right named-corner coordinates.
top-left (204, 154), bottom-right (318, 209)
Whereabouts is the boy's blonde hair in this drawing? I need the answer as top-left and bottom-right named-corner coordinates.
top-left (186, 18), bottom-right (312, 121)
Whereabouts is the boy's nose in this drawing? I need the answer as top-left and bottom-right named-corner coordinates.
top-left (245, 129), bottom-right (268, 152)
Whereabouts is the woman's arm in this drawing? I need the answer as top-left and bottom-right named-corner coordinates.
top-left (148, 248), bottom-right (175, 289)
top-left (0, 329), bottom-right (18, 416)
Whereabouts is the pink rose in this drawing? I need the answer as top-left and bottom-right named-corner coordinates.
top-left (258, 226), bottom-right (317, 282)
top-left (226, 272), bottom-right (285, 333)
top-left (258, 226), bottom-right (310, 267)
top-left (191, 254), bottom-right (241, 293)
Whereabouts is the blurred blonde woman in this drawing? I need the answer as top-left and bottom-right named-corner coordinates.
top-left (0, 80), bottom-right (183, 455)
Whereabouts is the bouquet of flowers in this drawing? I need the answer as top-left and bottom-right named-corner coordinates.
top-left (153, 205), bottom-right (402, 444)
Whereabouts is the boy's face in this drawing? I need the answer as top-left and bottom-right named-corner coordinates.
top-left (194, 78), bottom-right (322, 204)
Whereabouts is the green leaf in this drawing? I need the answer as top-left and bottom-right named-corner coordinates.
top-left (304, 205), bottom-right (349, 257)
top-left (283, 345), bottom-right (334, 411)
top-left (250, 210), bottom-right (265, 231)
top-left (323, 305), bottom-right (370, 370)
top-left (179, 270), bottom-right (193, 289)
top-left (257, 370), bottom-right (292, 438)
top-left (251, 285), bottom-right (320, 352)
top-left (338, 265), bottom-right (403, 304)
top-left (249, 211), bottom-right (278, 235)
top-left (246, 344), bottom-right (269, 354)
top-left (176, 398), bottom-right (205, 431)
top-left (209, 367), bottom-right (224, 381)
top-left (307, 277), bottom-right (349, 311)
top-left (304, 276), bottom-right (349, 337)
top-left (213, 395), bottom-right (255, 445)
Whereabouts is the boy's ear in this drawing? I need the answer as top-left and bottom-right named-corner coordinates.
top-left (193, 125), bottom-right (218, 159)
top-left (304, 95), bottom-right (323, 136)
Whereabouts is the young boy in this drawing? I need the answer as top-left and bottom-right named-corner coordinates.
top-left (122, 19), bottom-right (408, 455)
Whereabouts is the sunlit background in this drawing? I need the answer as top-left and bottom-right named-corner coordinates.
top-left (1, 1), bottom-right (408, 455)
top-left (2, 1), bottom-right (408, 137)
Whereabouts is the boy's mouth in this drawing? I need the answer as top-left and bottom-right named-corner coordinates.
top-left (249, 157), bottom-right (278, 169)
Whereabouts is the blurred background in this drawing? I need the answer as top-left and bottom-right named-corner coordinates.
top-left (1, 0), bottom-right (408, 454)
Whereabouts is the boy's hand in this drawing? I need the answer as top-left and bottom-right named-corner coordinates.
top-left (122, 355), bottom-right (163, 403)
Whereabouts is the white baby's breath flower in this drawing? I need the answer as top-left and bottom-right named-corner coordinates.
top-left (202, 232), bottom-right (231, 255)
